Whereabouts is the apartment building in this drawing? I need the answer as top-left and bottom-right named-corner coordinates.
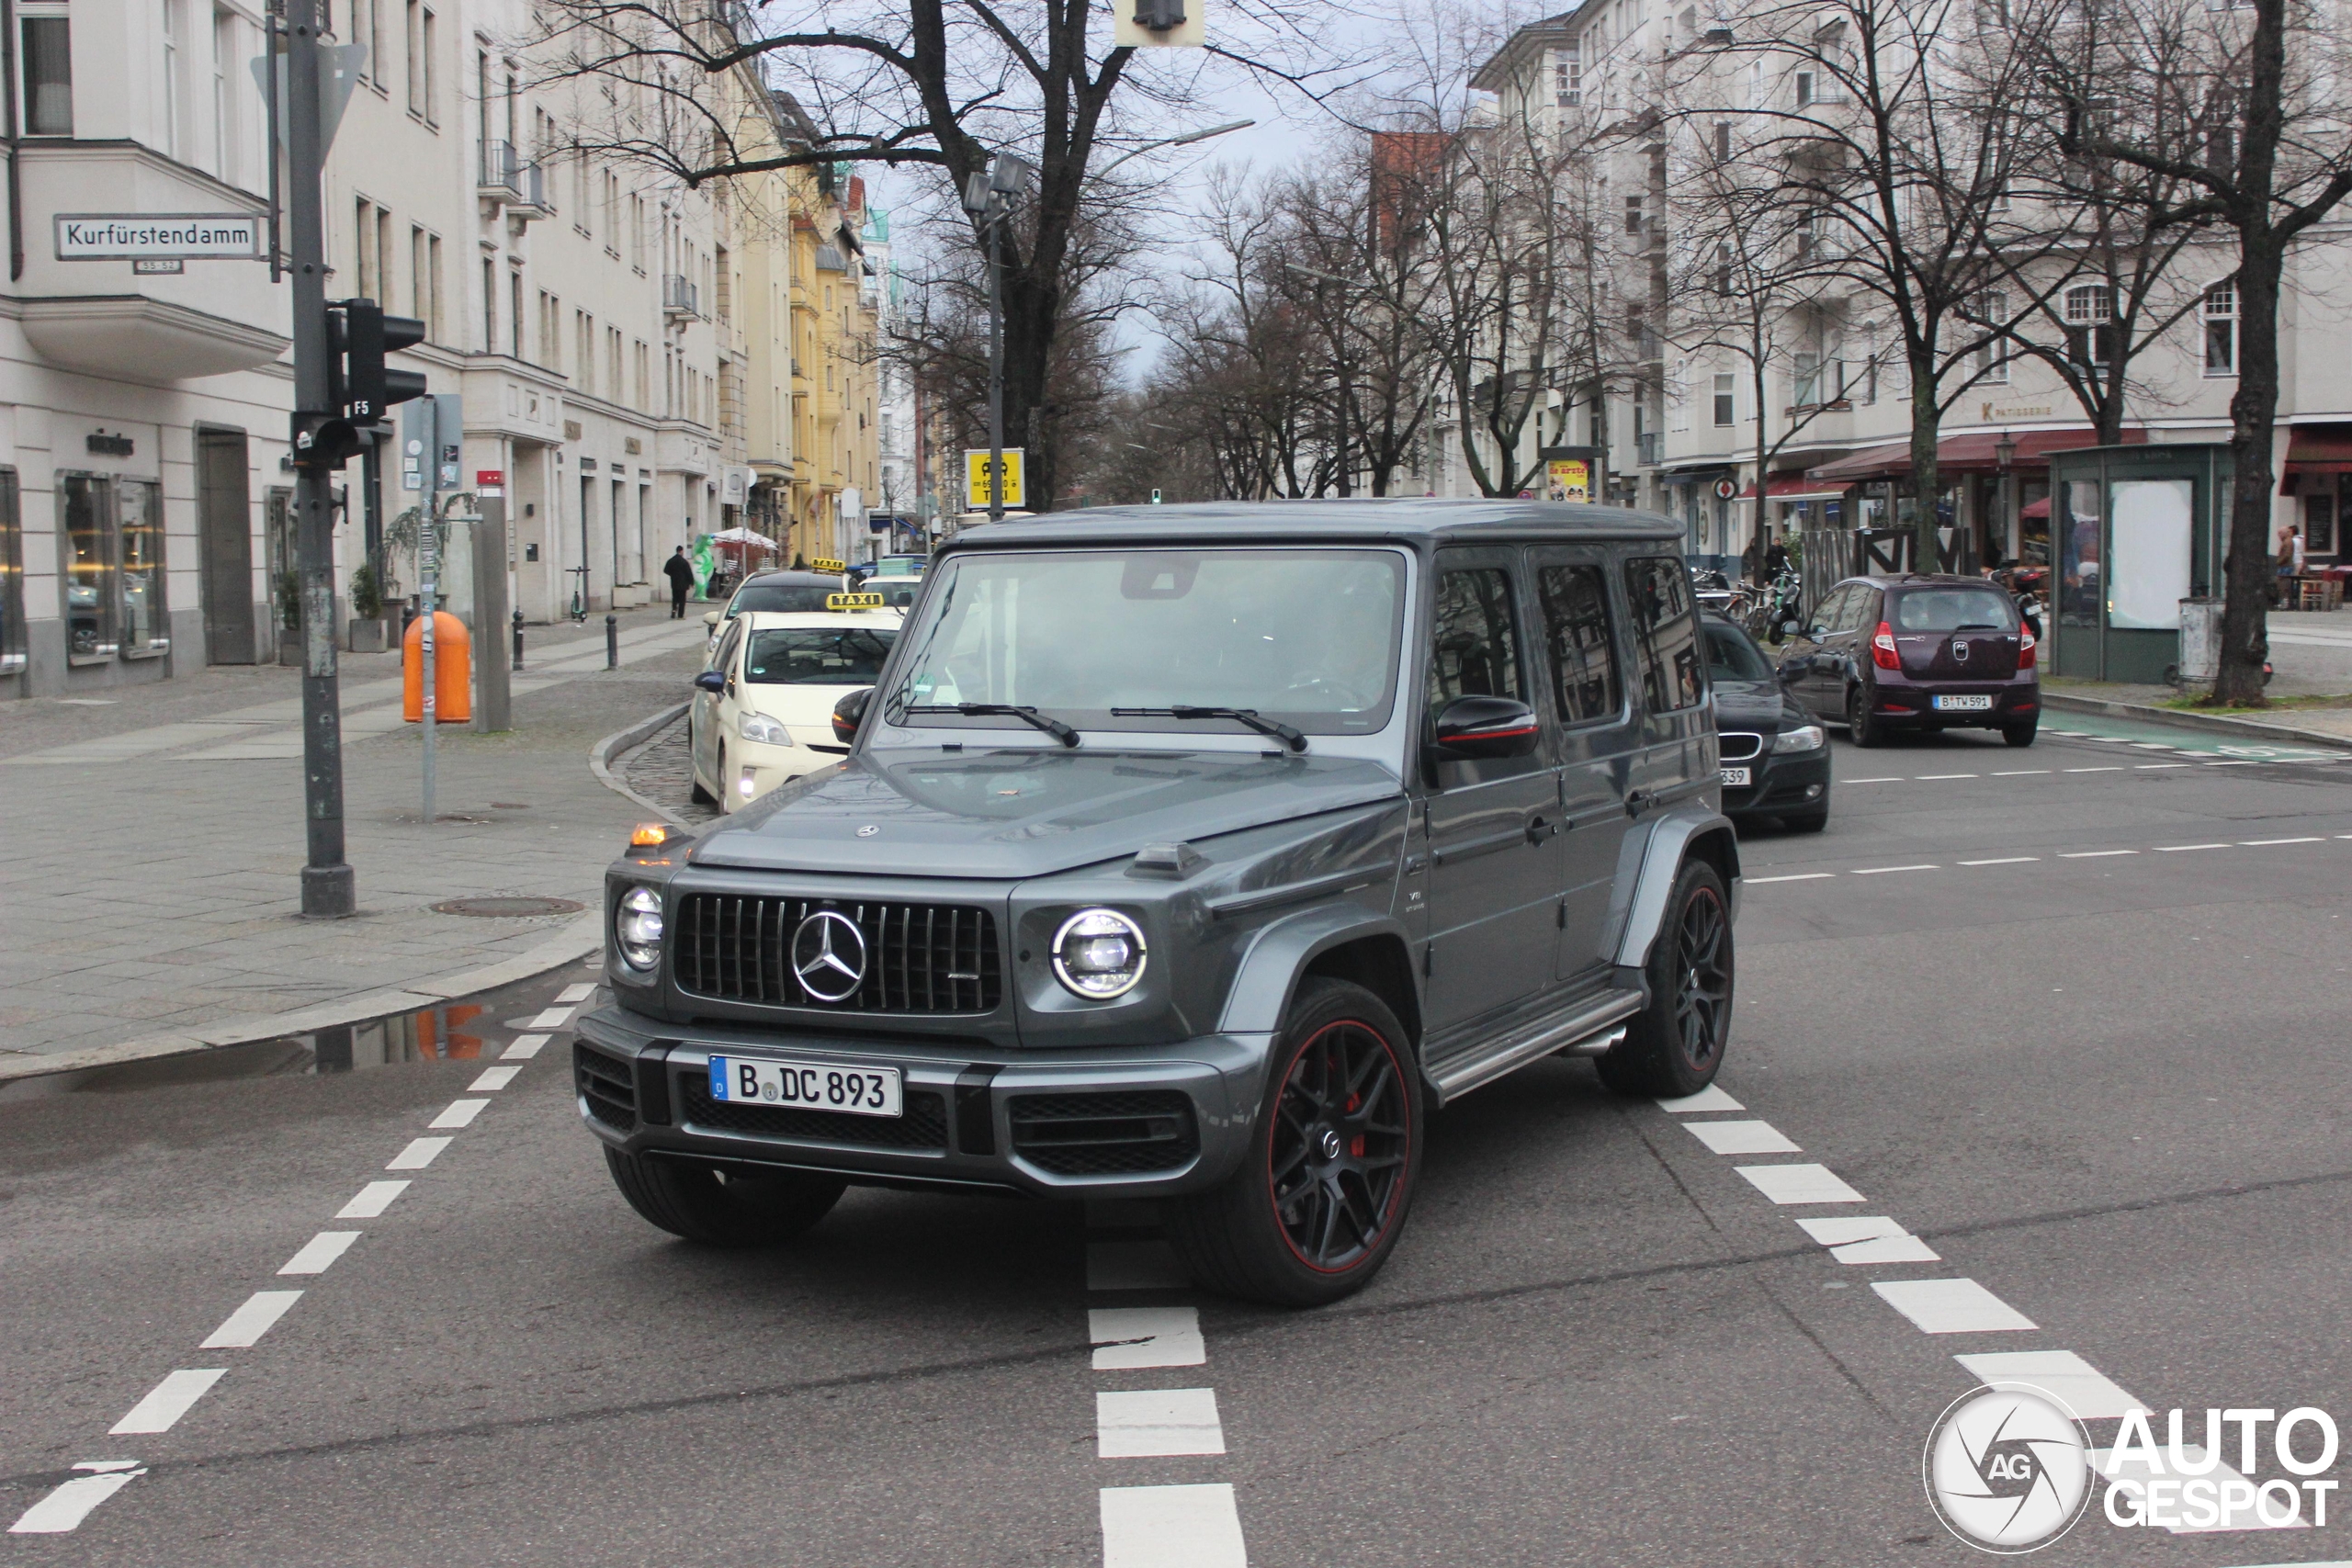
top-left (1465, 6), bottom-right (2352, 575)
top-left (0, 0), bottom-right (790, 699)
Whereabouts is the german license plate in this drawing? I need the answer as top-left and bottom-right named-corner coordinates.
top-left (1933, 694), bottom-right (1995, 711)
top-left (708, 1055), bottom-right (901, 1118)
top-left (1720, 766), bottom-right (1752, 786)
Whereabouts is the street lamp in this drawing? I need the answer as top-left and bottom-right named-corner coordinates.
top-left (962, 152), bottom-right (1035, 521)
top-left (1093, 119), bottom-right (1254, 178)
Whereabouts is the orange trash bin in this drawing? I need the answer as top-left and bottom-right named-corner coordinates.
top-left (402, 611), bottom-right (472, 723)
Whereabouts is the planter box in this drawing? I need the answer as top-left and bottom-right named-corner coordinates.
top-left (348, 617), bottom-right (388, 653)
top-left (277, 631), bottom-right (302, 666)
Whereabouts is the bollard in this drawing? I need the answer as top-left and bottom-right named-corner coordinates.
top-left (511, 607), bottom-right (525, 671)
top-left (605, 613), bottom-right (618, 671)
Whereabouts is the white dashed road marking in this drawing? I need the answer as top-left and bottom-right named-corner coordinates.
top-left (335, 1179), bottom-right (409, 1219)
top-left (525, 1006), bottom-right (576, 1030)
top-left (387, 1136), bottom-right (452, 1170)
top-left (1099, 1485), bottom-right (1249, 1568)
top-left (1681, 1120), bottom-right (1802, 1156)
top-left (1851, 863), bottom-right (1938, 875)
top-left (277, 1231), bottom-right (360, 1276)
top-left (1993, 769), bottom-right (2052, 776)
top-left (198, 1291), bottom-right (304, 1349)
top-left (1916, 773), bottom-right (1978, 780)
top-left (1657, 1085), bottom-right (1744, 1112)
top-left (467, 1065), bottom-right (522, 1092)
top-left (2061, 850), bottom-right (2138, 859)
top-left (1871, 1279), bottom-right (2038, 1334)
top-left (1097, 1389), bottom-right (1227, 1458)
top-left (1736, 1164), bottom-right (1864, 1204)
top-left (428, 1098), bottom-right (489, 1130)
top-left (1953, 1351), bottom-right (2146, 1418)
top-left (553, 983), bottom-right (596, 1003)
top-left (2158, 843), bottom-right (2232, 852)
top-left (1090, 1308), bottom-right (1206, 1371)
top-left (107, 1370), bottom-right (226, 1435)
top-left (500, 1033), bottom-right (551, 1061)
top-left (8, 1465), bottom-right (147, 1534)
top-left (1794, 1216), bottom-right (1940, 1265)
top-left (1747, 872), bottom-right (1837, 884)
top-left (2242, 836), bottom-right (2325, 846)
top-left (1960, 856), bottom-right (2039, 866)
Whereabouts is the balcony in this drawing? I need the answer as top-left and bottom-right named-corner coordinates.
top-left (1637, 432), bottom-right (1664, 466)
top-left (479, 141), bottom-right (550, 223)
top-left (662, 275), bottom-right (700, 321)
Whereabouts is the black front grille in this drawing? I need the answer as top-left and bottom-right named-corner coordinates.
top-left (678, 1073), bottom-right (949, 1150)
top-left (1718, 731), bottom-right (1764, 762)
top-left (575, 1043), bottom-right (638, 1131)
top-left (673, 894), bottom-right (1001, 1014)
top-left (1008, 1091), bottom-right (1199, 1176)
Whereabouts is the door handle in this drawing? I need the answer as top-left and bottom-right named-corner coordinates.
top-left (1625, 789), bottom-right (1654, 818)
top-left (1525, 816), bottom-right (1558, 845)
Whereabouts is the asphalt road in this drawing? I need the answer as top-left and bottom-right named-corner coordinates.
top-left (5, 723), bottom-right (2351, 1567)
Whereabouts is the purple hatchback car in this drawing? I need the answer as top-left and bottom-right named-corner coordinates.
top-left (1775, 573), bottom-right (2040, 747)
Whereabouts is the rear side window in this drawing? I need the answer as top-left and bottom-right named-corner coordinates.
top-left (1892, 586), bottom-right (2017, 632)
top-left (730, 581), bottom-right (839, 614)
top-left (1537, 564), bottom-right (1622, 724)
top-left (1807, 584), bottom-right (1852, 634)
top-left (1428, 567), bottom-right (1523, 708)
top-left (1838, 585), bottom-right (1879, 632)
top-left (1623, 557), bottom-right (1705, 713)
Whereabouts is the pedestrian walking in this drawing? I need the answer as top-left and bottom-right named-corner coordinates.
top-left (663, 547), bottom-right (695, 618)
top-left (2277, 523), bottom-right (2299, 605)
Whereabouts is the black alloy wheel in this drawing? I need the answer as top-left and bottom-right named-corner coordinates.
top-left (1164, 977), bottom-right (1424, 1306)
top-left (1266, 1019), bottom-right (1412, 1273)
top-left (1598, 859), bottom-right (1736, 1098)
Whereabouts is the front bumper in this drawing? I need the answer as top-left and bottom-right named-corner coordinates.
top-left (1722, 744), bottom-right (1832, 818)
top-left (572, 1003), bottom-right (1274, 1197)
top-left (721, 736), bottom-right (849, 812)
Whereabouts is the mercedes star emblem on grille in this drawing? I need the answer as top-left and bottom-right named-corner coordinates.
top-left (791, 909), bottom-right (868, 1002)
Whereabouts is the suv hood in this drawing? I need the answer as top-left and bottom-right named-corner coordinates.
top-left (689, 748), bottom-right (1408, 878)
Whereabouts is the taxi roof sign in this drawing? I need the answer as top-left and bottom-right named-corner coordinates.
top-left (828, 592), bottom-right (887, 611)
top-left (811, 557), bottom-right (848, 573)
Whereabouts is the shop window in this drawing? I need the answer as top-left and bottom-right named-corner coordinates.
top-left (2201, 284), bottom-right (2236, 377)
top-left (2305, 491), bottom-right (2336, 557)
top-left (0, 470), bottom-right (21, 676)
top-left (60, 474), bottom-right (167, 665)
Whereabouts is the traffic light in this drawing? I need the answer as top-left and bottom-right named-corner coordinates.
top-left (296, 300), bottom-right (428, 470)
top-left (340, 299), bottom-right (429, 422)
top-left (1135, 0), bottom-right (1185, 28)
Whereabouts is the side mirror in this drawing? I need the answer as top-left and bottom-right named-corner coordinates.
top-left (1430, 694), bottom-right (1541, 761)
top-left (693, 670), bottom-right (727, 694)
top-left (831, 686), bottom-right (872, 745)
top-left (703, 611), bottom-right (720, 629)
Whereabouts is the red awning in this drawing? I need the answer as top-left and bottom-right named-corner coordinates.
top-left (2020, 496), bottom-right (2051, 521)
top-left (2287, 424), bottom-right (2352, 463)
top-left (1805, 427), bottom-right (2144, 485)
top-left (1739, 475), bottom-right (1846, 501)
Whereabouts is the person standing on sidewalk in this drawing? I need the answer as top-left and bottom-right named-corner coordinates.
top-left (664, 547), bottom-right (695, 618)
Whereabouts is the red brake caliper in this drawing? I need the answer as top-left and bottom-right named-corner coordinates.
top-left (1346, 1091), bottom-right (1364, 1158)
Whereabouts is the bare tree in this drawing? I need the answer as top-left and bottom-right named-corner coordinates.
top-left (2046, 0), bottom-right (2352, 703)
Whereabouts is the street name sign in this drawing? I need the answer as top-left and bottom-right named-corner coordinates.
top-left (55, 214), bottom-right (264, 261)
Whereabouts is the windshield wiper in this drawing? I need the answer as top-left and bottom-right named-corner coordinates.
top-left (1113, 705), bottom-right (1307, 752)
top-left (903, 703), bottom-right (1080, 748)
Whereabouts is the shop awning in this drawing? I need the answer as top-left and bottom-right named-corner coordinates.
top-left (2020, 496), bottom-right (2051, 521)
top-left (1740, 475), bottom-right (1845, 502)
top-left (2282, 424), bottom-right (2352, 490)
top-left (1805, 427), bottom-right (2144, 485)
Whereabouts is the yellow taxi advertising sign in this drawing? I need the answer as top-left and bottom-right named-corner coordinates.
top-left (810, 557), bottom-right (847, 574)
top-left (965, 448), bottom-right (1025, 509)
top-left (827, 592), bottom-right (886, 611)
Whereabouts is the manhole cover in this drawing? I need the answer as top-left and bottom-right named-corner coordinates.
top-left (431, 896), bottom-right (585, 919)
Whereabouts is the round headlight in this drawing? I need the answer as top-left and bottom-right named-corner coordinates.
top-left (1050, 908), bottom-right (1148, 999)
top-left (616, 886), bottom-right (664, 971)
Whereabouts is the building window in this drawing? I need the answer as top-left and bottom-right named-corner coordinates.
top-left (2201, 283), bottom-right (2236, 377)
top-left (1974, 290), bottom-right (2009, 383)
top-left (161, 0), bottom-right (183, 157)
top-left (1713, 119), bottom-right (1730, 160)
top-left (1555, 43), bottom-right (1580, 105)
top-left (634, 339), bottom-right (649, 410)
top-left (420, 7), bottom-right (436, 124)
top-left (211, 9), bottom-right (236, 179)
top-left (22, 15), bottom-right (72, 135)
top-left (2064, 284), bottom-right (2117, 367)
top-left (354, 197), bottom-right (380, 299)
top-left (481, 256), bottom-right (495, 351)
top-left (1795, 70), bottom-right (1815, 107)
top-left (1713, 372), bottom-right (1736, 427)
top-left (508, 269), bottom-right (523, 358)
top-left (404, 0), bottom-right (421, 116)
top-left (61, 475), bottom-right (167, 664)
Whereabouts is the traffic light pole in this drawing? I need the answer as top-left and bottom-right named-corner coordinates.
top-left (287, 0), bottom-right (354, 918)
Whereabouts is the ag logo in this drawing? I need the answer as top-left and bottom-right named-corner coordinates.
top-left (1924, 1383), bottom-right (2093, 1553)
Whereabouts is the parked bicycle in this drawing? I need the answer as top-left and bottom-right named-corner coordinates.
top-left (1741, 567), bottom-right (1804, 643)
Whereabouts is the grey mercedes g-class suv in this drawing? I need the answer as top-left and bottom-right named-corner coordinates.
top-left (577, 501), bottom-right (1737, 1305)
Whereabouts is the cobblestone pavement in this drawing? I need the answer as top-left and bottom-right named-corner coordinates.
top-left (616, 716), bottom-right (718, 826)
top-left (1, 604), bottom-right (707, 1064)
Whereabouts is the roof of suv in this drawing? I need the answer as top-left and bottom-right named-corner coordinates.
top-left (951, 498), bottom-right (1684, 549)
top-left (1841, 573), bottom-right (2011, 590)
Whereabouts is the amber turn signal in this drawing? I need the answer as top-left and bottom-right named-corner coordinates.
top-left (629, 822), bottom-right (673, 850)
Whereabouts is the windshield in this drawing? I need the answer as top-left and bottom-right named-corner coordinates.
top-left (1893, 587), bottom-right (2017, 632)
top-left (744, 625), bottom-right (898, 684)
top-left (1703, 622), bottom-right (1775, 682)
top-left (883, 548), bottom-right (1408, 739)
top-left (729, 580), bottom-right (840, 615)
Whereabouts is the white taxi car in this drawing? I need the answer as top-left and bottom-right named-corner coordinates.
top-left (687, 594), bottom-right (903, 812)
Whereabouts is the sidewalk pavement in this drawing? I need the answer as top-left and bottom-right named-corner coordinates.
top-left (0, 603), bottom-right (713, 1076)
top-left (2044, 603), bottom-right (2352, 749)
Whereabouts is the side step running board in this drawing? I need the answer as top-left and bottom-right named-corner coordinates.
top-left (1428, 989), bottom-right (1645, 1104)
